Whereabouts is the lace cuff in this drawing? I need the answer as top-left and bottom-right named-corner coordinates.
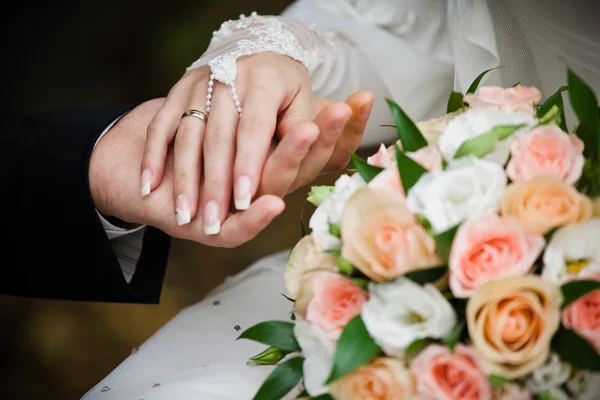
top-left (187, 12), bottom-right (352, 114)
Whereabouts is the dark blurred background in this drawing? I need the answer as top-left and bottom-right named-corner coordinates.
top-left (0, 1), bottom-right (350, 398)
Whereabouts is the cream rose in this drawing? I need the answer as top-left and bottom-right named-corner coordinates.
top-left (562, 272), bottom-right (600, 354)
top-left (449, 214), bottom-right (545, 298)
top-left (361, 278), bottom-right (456, 357)
top-left (463, 85), bottom-right (542, 114)
top-left (410, 344), bottom-right (492, 400)
top-left (329, 357), bottom-right (415, 400)
top-left (416, 112), bottom-right (458, 144)
top-left (506, 124), bottom-right (585, 184)
top-left (406, 156), bottom-right (507, 234)
top-left (340, 188), bottom-right (440, 281)
top-left (438, 107), bottom-right (535, 164)
top-left (542, 218), bottom-right (600, 285)
top-left (285, 235), bottom-right (338, 298)
top-left (466, 275), bottom-right (562, 378)
top-left (295, 271), bottom-right (368, 340)
top-left (501, 175), bottom-right (593, 235)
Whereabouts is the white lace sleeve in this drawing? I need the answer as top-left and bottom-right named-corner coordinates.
top-left (186, 12), bottom-right (369, 115)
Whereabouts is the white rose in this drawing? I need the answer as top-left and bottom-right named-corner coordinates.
top-left (438, 107), bottom-right (535, 164)
top-left (525, 353), bottom-right (571, 393)
top-left (405, 156), bottom-right (507, 233)
top-left (294, 318), bottom-right (334, 397)
top-left (309, 174), bottom-right (366, 251)
top-left (566, 371), bottom-right (600, 400)
top-left (542, 218), bottom-right (600, 285)
top-left (361, 278), bottom-right (457, 357)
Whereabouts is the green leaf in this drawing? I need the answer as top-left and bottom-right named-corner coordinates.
top-left (467, 67), bottom-right (501, 94)
top-left (395, 145), bottom-right (428, 193)
top-left (326, 315), bottom-right (381, 384)
top-left (511, 81), bottom-right (521, 87)
top-left (435, 225), bottom-right (459, 262)
top-left (379, 124), bottom-right (396, 128)
top-left (307, 186), bottom-right (334, 207)
top-left (488, 374), bottom-right (508, 389)
top-left (282, 293), bottom-right (295, 303)
top-left (537, 86), bottom-right (568, 131)
top-left (537, 105), bottom-right (562, 126)
top-left (238, 321), bottom-right (301, 352)
top-left (336, 257), bottom-right (354, 275)
top-left (248, 346), bottom-right (291, 366)
top-left (568, 68), bottom-right (600, 157)
top-left (447, 91), bottom-right (464, 113)
top-left (300, 201), bottom-right (309, 238)
top-left (442, 321), bottom-right (465, 352)
top-left (350, 153), bottom-right (383, 183)
top-left (326, 249), bottom-right (342, 256)
top-left (252, 356), bottom-right (305, 400)
top-left (385, 98), bottom-right (428, 152)
top-left (551, 325), bottom-right (600, 371)
top-left (560, 279), bottom-right (600, 309)
top-left (329, 223), bottom-right (341, 238)
top-left (454, 124), bottom-right (524, 159)
top-left (404, 266), bottom-right (447, 285)
top-left (350, 277), bottom-right (370, 289)
top-left (405, 338), bottom-right (433, 357)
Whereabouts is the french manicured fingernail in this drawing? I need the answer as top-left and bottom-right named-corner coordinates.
top-left (234, 175), bottom-right (252, 210)
top-left (360, 99), bottom-right (374, 116)
top-left (203, 200), bottom-right (221, 235)
top-left (140, 168), bottom-right (153, 197)
top-left (175, 194), bottom-right (191, 225)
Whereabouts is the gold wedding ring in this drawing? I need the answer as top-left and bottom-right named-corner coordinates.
top-left (181, 109), bottom-right (208, 124)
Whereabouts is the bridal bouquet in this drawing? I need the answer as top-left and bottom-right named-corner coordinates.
top-left (239, 68), bottom-right (600, 400)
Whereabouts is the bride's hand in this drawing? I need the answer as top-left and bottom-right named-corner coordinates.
top-left (139, 53), bottom-right (373, 235)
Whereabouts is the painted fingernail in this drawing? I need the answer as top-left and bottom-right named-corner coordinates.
top-left (234, 175), bottom-right (252, 210)
top-left (203, 200), bottom-right (221, 235)
top-left (140, 168), bottom-right (153, 197)
top-left (175, 194), bottom-right (191, 225)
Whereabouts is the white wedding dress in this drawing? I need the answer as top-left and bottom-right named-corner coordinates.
top-left (84, 1), bottom-right (600, 399)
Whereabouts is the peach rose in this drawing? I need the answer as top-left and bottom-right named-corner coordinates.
top-left (368, 143), bottom-right (443, 172)
top-left (367, 144), bottom-right (442, 195)
top-left (284, 235), bottom-right (338, 298)
top-left (463, 85), bottom-right (542, 114)
top-left (562, 272), bottom-right (600, 353)
top-left (410, 344), bottom-right (492, 400)
top-left (329, 357), bottom-right (415, 400)
top-left (341, 188), bottom-right (441, 281)
top-left (506, 124), bottom-right (585, 185)
top-left (416, 112), bottom-right (458, 144)
top-left (295, 271), bottom-right (367, 340)
top-left (449, 214), bottom-right (545, 298)
top-left (466, 276), bottom-right (562, 378)
top-left (501, 175), bottom-right (593, 234)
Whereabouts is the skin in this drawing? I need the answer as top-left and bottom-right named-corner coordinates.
top-left (138, 52), bottom-right (374, 234)
top-left (89, 89), bottom-right (374, 248)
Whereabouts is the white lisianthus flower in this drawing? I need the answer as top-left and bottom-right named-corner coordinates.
top-left (294, 318), bottom-right (335, 397)
top-left (525, 353), bottom-right (571, 393)
top-left (438, 107), bottom-right (535, 164)
top-left (566, 371), bottom-right (600, 400)
top-left (542, 218), bottom-right (600, 285)
top-left (405, 156), bottom-right (507, 233)
top-left (309, 174), bottom-right (366, 251)
top-left (361, 278), bottom-right (457, 357)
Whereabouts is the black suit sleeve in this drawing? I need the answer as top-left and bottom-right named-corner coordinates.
top-left (0, 106), bottom-right (170, 303)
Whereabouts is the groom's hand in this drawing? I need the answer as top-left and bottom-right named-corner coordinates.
top-left (89, 92), bottom-right (372, 247)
